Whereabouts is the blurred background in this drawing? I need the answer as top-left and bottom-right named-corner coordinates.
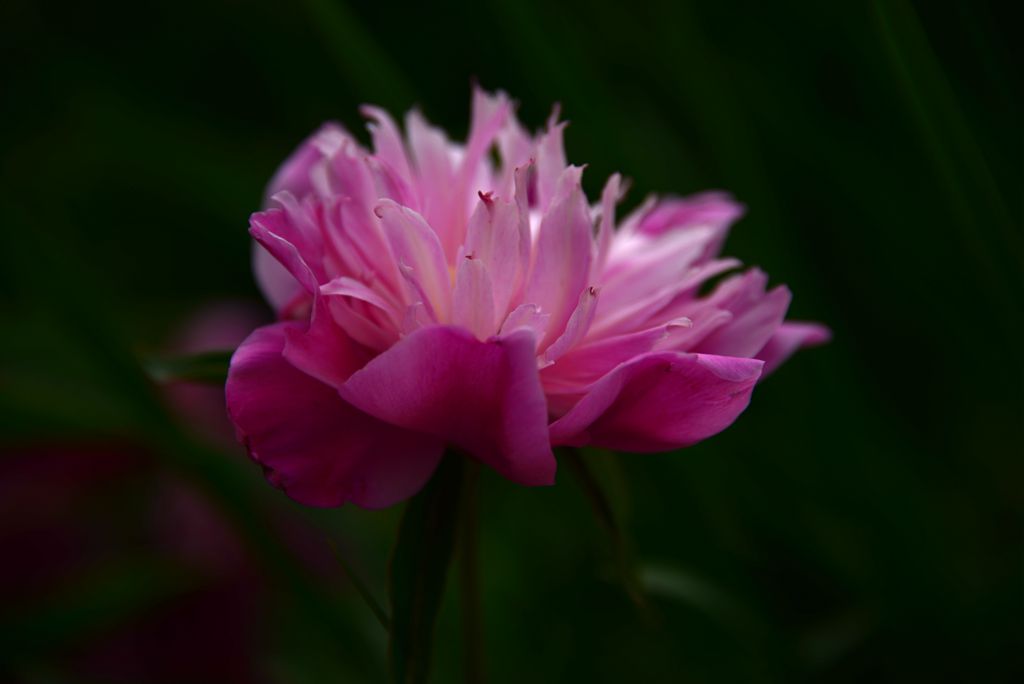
top-left (1, 0), bottom-right (1020, 682)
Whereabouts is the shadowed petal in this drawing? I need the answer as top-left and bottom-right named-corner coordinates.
top-left (549, 352), bottom-right (764, 451)
top-left (253, 242), bottom-right (305, 318)
top-left (691, 271), bottom-right (792, 358)
top-left (756, 322), bottom-right (831, 376)
top-left (340, 326), bottom-right (555, 486)
top-left (282, 295), bottom-right (371, 388)
top-left (227, 324), bottom-right (443, 508)
top-left (263, 122), bottom-right (348, 204)
top-left (319, 276), bottom-right (403, 351)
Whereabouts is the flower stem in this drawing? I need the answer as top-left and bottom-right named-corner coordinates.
top-left (328, 538), bottom-right (391, 631)
top-left (562, 448), bottom-right (649, 612)
top-left (388, 454), bottom-right (463, 684)
top-left (459, 460), bottom-right (486, 684)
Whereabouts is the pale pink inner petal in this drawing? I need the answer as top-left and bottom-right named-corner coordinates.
top-left (523, 166), bottom-right (594, 348)
top-left (452, 256), bottom-right (496, 339)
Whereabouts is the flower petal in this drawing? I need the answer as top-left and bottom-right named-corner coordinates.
top-left (636, 191), bottom-right (744, 262)
top-left (593, 173), bottom-right (622, 277)
top-left (461, 87), bottom-right (510, 193)
top-left (252, 241), bottom-right (305, 318)
top-left (339, 325), bottom-right (555, 486)
top-left (588, 258), bottom-right (741, 339)
top-left (691, 271), bottom-right (791, 358)
top-left (227, 323), bottom-right (443, 508)
top-left (543, 286), bottom-right (599, 363)
top-left (534, 109), bottom-right (568, 211)
top-left (494, 110), bottom-right (534, 199)
top-left (254, 127), bottom-right (351, 316)
top-left (598, 226), bottom-right (722, 317)
top-left (315, 137), bottom-right (376, 207)
top-left (282, 296), bottom-right (371, 388)
top-left (452, 255), bottom-right (496, 339)
top-left (405, 109), bottom-right (461, 255)
top-left (250, 205), bottom-right (321, 319)
top-left (542, 316), bottom-right (691, 394)
top-left (756, 321), bottom-right (831, 376)
top-left (263, 122), bottom-right (348, 205)
top-left (464, 184), bottom-right (530, 318)
top-left (499, 303), bottom-right (550, 338)
top-left (320, 276), bottom-right (403, 350)
top-left (374, 200), bottom-right (452, 321)
top-left (361, 105), bottom-right (416, 197)
top-left (524, 166), bottom-right (593, 348)
top-left (548, 352), bottom-right (764, 451)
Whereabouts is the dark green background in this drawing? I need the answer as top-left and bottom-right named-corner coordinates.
top-left (1, 0), bottom-right (1020, 682)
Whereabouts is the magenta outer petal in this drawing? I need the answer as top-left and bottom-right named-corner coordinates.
top-left (549, 353), bottom-right (764, 451)
top-left (281, 296), bottom-right (371, 389)
top-left (227, 323), bottom-right (443, 508)
top-left (339, 325), bottom-right (556, 486)
top-left (756, 321), bottom-right (831, 376)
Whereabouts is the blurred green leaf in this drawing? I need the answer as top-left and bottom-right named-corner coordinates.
top-left (639, 563), bottom-right (749, 631)
top-left (389, 455), bottom-right (463, 684)
top-left (145, 349), bottom-right (233, 384)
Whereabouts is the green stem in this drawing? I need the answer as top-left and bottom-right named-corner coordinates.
top-left (459, 461), bottom-right (485, 684)
top-left (328, 539), bottom-right (391, 632)
top-left (388, 454), bottom-right (463, 684)
top-left (562, 448), bottom-right (648, 611)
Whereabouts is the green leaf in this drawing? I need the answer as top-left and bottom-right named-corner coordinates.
top-left (145, 349), bottom-right (233, 384)
top-left (388, 455), bottom-right (463, 684)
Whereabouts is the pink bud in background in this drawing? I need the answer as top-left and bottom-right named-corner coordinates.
top-left (227, 88), bottom-right (829, 508)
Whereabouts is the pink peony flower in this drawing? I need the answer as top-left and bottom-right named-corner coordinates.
top-left (227, 88), bottom-right (829, 508)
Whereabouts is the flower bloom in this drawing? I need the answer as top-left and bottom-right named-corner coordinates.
top-left (227, 89), bottom-right (829, 508)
